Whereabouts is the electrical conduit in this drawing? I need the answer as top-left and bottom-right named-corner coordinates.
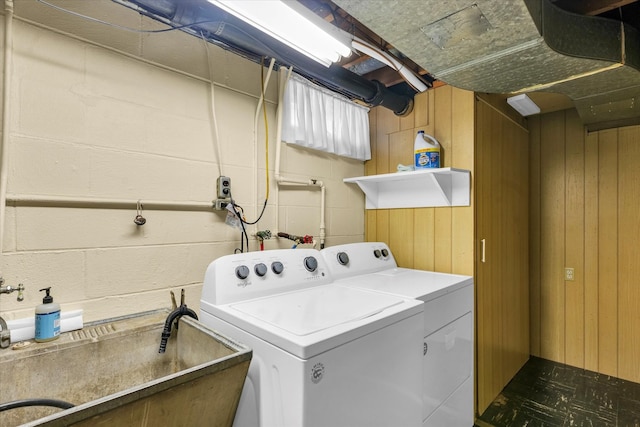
top-left (351, 37), bottom-right (428, 93)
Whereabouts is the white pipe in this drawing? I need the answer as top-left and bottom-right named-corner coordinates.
top-left (352, 37), bottom-right (428, 93)
top-left (274, 67), bottom-right (293, 183)
top-left (200, 32), bottom-right (224, 178)
top-left (6, 194), bottom-right (214, 211)
top-left (274, 67), bottom-right (292, 234)
top-left (0, 0), bottom-right (14, 262)
top-left (319, 185), bottom-right (326, 248)
top-left (274, 68), bottom-right (326, 248)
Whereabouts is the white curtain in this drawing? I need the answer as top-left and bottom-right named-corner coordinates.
top-left (282, 73), bottom-right (371, 161)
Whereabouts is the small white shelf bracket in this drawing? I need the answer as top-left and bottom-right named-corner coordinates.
top-left (344, 168), bottom-right (471, 209)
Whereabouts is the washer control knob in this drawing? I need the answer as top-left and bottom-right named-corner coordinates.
top-left (304, 256), bottom-right (318, 272)
top-left (373, 249), bottom-right (382, 258)
top-left (235, 265), bottom-right (250, 280)
top-left (381, 248), bottom-right (389, 258)
top-left (254, 263), bottom-right (268, 277)
top-left (271, 261), bottom-right (284, 275)
top-left (337, 252), bottom-right (349, 266)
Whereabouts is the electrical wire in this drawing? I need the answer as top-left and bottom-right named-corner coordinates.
top-left (238, 56), bottom-right (271, 226)
top-left (229, 193), bottom-right (249, 253)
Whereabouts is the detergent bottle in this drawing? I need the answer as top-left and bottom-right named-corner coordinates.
top-left (414, 130), bottom-right (441, 169)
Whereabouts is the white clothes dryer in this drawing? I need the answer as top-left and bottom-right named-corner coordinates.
top-left (321, 243), bottom-right (474, 427)
top-left (200, 248), bottom-right (424, 427)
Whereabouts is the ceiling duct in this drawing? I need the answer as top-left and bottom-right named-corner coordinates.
top-left (333, 0), bottom-right (640, 131)
top-left (113, 0), bottom-right (414, 116)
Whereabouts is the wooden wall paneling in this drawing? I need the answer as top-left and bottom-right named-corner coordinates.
top-left (366, 210), bottom-right (377, 242)
top-left (475, 99), bottom-right (493, 413)
top-left (529, 115), bottom-right (542, 357)
top-left (413, 208), bottom-right (435, 270)
top-left (366, 106), bottom-right (396, 242)
top-left (539, 111), bottom-right (566, 362)
top-left (451, 88), bottom-right (475, 276)
top-left (387, 129), bottom-right (415, 266)
top-left (583, 130), bottom-right (599, 372)
top-left (475, 99), bottom-right (519, 413)
top-left (366, 108), bottom-right (378, 176)
top-left (564, 109), bottom-right (586, 368)
top-left (376, 106), bottom-right (397, 175)
top-left (617, 126), bottom-right (640, 382)
top-left (375, 209), bottom-right (390, 244)
top-left (389, 129), bottom-right (415, 174)
top-left (508, 112), bottom-right (530, 377)
top-left (400, 100), bottom-right (415, 131)
top-left (413, 89), bottom-right (430, 129)
top-left (433, 86), bottom-right (453, 272)
top-left (412, 91), bottom-right (437, 271)
top-left (390, 209), bottom-right (416, 267)
top-left (597, 129), bottom-right (618, 377)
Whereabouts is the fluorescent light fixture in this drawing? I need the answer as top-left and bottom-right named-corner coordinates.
top-left (208, 0), bottom-right (352, 67)
top-left (507, 94), bottom-right (541, 116)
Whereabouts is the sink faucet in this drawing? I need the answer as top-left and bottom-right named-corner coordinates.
top-left (0, 278), bottom-right (25, 349)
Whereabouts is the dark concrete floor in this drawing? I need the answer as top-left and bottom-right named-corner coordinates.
top-left (476, 356), bottom-right (640, 427)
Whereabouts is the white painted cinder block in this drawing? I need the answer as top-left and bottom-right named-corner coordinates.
top-left (1, 15), bottom-right (365, 323)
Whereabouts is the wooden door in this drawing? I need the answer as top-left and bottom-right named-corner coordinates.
top-left (475, 97), bottom-right (530, 413)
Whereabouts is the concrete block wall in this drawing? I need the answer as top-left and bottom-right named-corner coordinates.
top-left (0, 17), bottom-right (365, 323)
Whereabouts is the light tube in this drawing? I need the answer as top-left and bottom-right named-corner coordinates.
top-left (209, 0), bottom-right (352, 67)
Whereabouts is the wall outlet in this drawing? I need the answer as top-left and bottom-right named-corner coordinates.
top-left (565, 267), bottom-right (575, 281)
top-left (217, 176), bottom-right (231, 199)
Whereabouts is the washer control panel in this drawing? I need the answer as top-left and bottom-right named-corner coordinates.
top-left (202, 249), bottom-right (331, 305)
top-left (321, 242), bottom-right (397, 280)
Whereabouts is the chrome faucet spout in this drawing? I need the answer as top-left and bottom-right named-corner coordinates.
top-left (0, 282), bottom-right (24, 301)
top-left (0, 279), bottom-right (25, 348)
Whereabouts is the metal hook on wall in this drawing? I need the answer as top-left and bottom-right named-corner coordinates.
top-left (134, 200), bottom-right (146, 226)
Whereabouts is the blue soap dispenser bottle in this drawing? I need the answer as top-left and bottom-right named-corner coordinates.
top-left (35, 287), bottom-right (60, 342)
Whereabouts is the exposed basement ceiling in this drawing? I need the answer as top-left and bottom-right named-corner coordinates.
top-left (12, 0), bottom-right (640, 131)
top-left (332, 0), bottom-right (640, 131)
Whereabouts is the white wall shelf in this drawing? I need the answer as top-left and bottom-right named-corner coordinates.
top-left (344, 168), bottom-right (471, 209)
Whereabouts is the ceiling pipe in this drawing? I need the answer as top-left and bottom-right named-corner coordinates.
top-left (115, 0), bottom-right (414, 116)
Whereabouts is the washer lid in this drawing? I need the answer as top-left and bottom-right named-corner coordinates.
top-left (230, 285), bottom-right (404, 336)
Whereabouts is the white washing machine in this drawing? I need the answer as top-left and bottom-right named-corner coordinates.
top-left (321, 242), bottom-right (474, 427)
top-left (200, 248), bottom-right (424, 427)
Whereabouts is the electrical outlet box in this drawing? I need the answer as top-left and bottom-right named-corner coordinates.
top-left (565, 268), bottom-right (575, 281)
top-left (217, 176), bottom-right (231, 199)
top-left (214, 199), bottom-right (229, 211)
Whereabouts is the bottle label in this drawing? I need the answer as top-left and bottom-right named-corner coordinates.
top-left (35, 311), bottom-right (61, 339)
top-left (415, 148), bottom-right (440, 168)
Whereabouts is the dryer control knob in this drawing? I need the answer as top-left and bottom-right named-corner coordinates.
top-left (304, 256), bottom-right (318, 272)
top-left (235, 265), bottom-right (250, 280)
top-left (337, 252), bottom-right (349, 265)
top-left (254, 263), bottom-right (268, 277)
top-left (373, 249), bottom-right (382, 258)
top-left (271, 261), bottom-right (284, 275)
top-left (381, 248), bottom-right (389, 258)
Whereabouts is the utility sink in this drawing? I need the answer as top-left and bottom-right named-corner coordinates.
top-left (0, 310), bottom-right (251, 427)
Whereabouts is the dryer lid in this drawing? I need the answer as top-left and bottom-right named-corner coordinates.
top-left (229, 284), bottom-right (404, 336)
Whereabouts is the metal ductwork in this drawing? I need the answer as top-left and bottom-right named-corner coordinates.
top-left (114, 0), bottom-right (414, 116)
top-left (333, 0), bottom-right (640, 131)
